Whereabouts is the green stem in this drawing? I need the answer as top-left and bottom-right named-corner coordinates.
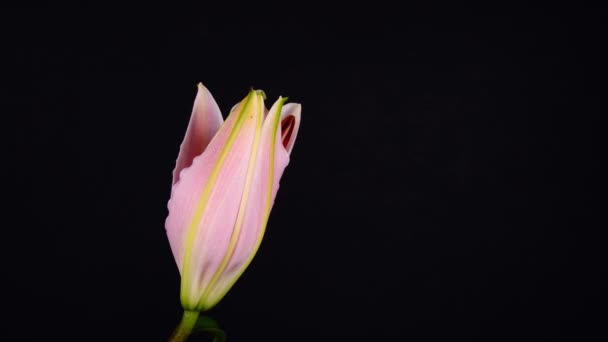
top-left (169, 310), bottom-right (200, 342)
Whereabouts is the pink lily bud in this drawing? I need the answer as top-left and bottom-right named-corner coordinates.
top-left (165, 84), bottom-right (301, 311)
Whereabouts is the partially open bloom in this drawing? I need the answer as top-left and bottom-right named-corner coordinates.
top-left (165, 84), bottom-right (301, 311)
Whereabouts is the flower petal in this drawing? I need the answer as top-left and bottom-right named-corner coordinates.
top-left (172, 83), bottom-right (224, 186)
top-left (166, 89), bottom-right (264, 309)
top-left (200, 97), bottom-right (302, 308)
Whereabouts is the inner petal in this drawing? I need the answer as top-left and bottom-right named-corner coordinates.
top-left (281, 116), bottom-right (296, 149)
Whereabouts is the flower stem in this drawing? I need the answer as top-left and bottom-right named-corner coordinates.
top-left (169, 310), bottom-right (200, 342)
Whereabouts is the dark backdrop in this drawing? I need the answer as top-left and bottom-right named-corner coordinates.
top-left (5, 7), bottom-right (602, 341)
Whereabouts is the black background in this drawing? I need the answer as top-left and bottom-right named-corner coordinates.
top-left (5, 7), bottom-right (603, 341)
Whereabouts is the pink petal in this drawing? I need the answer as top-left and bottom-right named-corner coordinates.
top-left (172, 83), bottom-right (224, 186)
top-left (166, 90), bottom-right (263, 308)
top-left (202, 99), bottom-right (302, 307)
